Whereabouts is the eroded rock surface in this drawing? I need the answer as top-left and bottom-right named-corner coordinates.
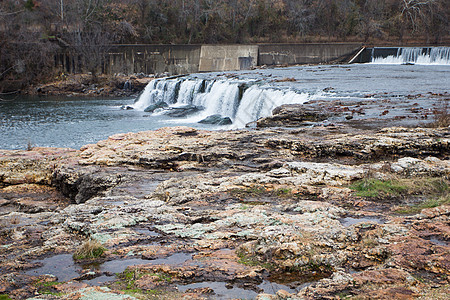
top-left (1, 126), bottom-right (449, 299)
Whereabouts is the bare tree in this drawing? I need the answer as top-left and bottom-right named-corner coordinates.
top-left (67, 27), bottom-right (113, 79)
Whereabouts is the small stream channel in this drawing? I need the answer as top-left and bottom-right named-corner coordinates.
top-left (24, 250), bottom-right (315, 297)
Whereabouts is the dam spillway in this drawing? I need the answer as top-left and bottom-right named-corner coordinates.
top-left (132, 76), bottom-right (310, 128)
top-left (354, 46), bottom-right (450, 65)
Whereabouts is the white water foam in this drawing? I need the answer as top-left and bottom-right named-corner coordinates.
top-left (232, 86), bottom-right (309, 128)
top-left (133, 77), bottom-right (312, 128)
top-left (371, 47), bottom-right (450, 65)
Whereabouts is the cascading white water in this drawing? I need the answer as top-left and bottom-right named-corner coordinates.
top-left (197, 81), bottom-right (240, 118)
top-left (371, 47), bottom-right (450, 65)
top-left (176, 79), bottom-right (204, 106)
top-left (132, 76), bottom-right (311, 127)
top-left (232, 87), bottom-right (309, 128)
top-left (132, 79), bottom-right (181, 110)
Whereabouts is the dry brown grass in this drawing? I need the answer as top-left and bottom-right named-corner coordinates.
top-left (73, 239), bottom-right (106, 260)
top-left (430, 100), bottom-right (450, 128)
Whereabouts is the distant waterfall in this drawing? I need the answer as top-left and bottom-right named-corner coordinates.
top-left (132, 76), bottom-right (309, 127)
top-left (371, 47), bottom-right (450, 65)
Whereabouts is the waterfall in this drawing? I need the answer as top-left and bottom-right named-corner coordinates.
top-left (371, 47), bottom-right (450, 65)
top-left (233, 87), bottom-right (309, 128)
top-left (132, 76), bottom-right (310, 127)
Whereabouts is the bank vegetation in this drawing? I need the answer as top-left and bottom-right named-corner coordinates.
top-left (0, 0), bottom-right (448, 92)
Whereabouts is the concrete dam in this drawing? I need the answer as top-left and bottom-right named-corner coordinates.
top-left (56, 43), bottom-right (362, 75)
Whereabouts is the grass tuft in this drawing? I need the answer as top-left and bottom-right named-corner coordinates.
top-left (73, 239), bottom-right (106, 260)
top-left (351, 176), bottom-right (449, 213)
top-left (429, 100), bottom-right (450, 128)
top-left (395, 193), bottom-right (450, 215)
top-left (350, 178), bottom-right (407, 198)
top-left (26, 140), bottom-right (34, 151)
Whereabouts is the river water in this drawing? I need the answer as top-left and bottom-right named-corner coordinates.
top-left (1, 63), bottom-right (449, 150)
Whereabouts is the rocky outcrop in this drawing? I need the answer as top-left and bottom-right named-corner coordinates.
top-left (53, 166), bottom-right (123, 204)
top-left (0, 147), bottom-right (76, 186)
top-left (256, 104), bottom-right (331, 127)
top-left (0, 125), bottom-right (449, 299)
top-left (75, 126), bottom-right (450, 170)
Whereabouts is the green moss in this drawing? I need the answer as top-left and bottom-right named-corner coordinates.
top-left (40, 291), bottom-right (64, 296)
top-left (35, 281), bottom-right (62, 288)
top-left (118, 270), bottom-right (141, 290)
top-left (0, 295), bottom-right (12, 300)
top-left (236, 252), bottom-right (274, 270)
top-left (116, 269), bottom-right (170, 294)
top-left (302, 261), bottom-right (333, 273)
top-left (122, 288), bottom-right (142, 295)
top-left (229, 185), bottom-right (268, 197)
top-left (125, 289), bottom-right (162, 297)
top-left (275, 188), bottom-right (292, 196)
top-left (350, 179), bottom-right (407, 198)
top-left (35, 280), bottom-right (64, 296)
top-left (151, 272), bottom-right (171, 283)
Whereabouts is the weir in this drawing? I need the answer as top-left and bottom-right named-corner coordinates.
top-left (132, 76), bottom-right (309, 128)
top-left (353, 46), bottom-right (450, 64)
top-left (56, 43), bottom-right (361, 75)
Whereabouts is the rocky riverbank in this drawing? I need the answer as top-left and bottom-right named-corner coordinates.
top-left (1, 123), bottom-right (449, 299)
top-left (24, 74), bottom-right (153, 98)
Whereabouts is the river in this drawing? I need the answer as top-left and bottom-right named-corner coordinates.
top-left (1, 63), bottom-right (449, 150)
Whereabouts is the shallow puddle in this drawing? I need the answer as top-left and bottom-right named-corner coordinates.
top-left (99, 253), bottom-right (193, 274)
top-left (340, 216), bottom-right (384, 227)
top-left (258, 280), bottom-right (309, 294)
top-left (148, 252), bottom-right (193, 265)
top-left (82, 275), bottom-right (116, 286)
top-left (133, 228), bottom-right (160, 237)
top-left (425, 236), bottom-right (448, 246)
top-left (25, 251), bottom-right (193, 284)
top-left (83, 253), bottom-right (194, 286)
top-left (177, 279), bottom-right (306, 299)
top-left (100, 258), bottom-right (154, 274)
top-left (178, 281), bottom-right (259, 299)
top-left (25, 254), bottom-right (81, 282)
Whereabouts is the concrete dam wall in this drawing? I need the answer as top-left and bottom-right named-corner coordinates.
top-left (56, 43), bottom-right (362, 75)
top-left (258, 43), bottom-right (361, 65)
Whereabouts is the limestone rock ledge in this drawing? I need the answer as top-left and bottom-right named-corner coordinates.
top-left (0, 126), bottom-right (449, 299)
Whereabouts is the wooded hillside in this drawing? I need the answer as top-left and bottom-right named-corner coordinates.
top-left (0, 0), bottom-right (448, 90)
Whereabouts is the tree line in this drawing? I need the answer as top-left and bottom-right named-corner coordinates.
top-left (0, 0), bottom-right (448, 90)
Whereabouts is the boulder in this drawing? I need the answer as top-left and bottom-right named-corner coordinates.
top-left (144, 101), bottom-right (169, 113)
top-left (256, 104), bottom-right (330, 127)
top-left (164, 105), bottom-right (202, 117)
top-left (198, 114), bottom-right (232, 125)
